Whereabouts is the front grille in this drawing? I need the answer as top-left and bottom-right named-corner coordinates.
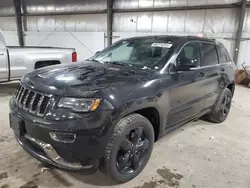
top-left (14, 84), bottom-right (51, 117)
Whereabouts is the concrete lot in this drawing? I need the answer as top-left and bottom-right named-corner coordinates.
top-left (0, 82), bottom-right (250, 188)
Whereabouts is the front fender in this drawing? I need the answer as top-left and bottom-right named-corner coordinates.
top-left (106, 96), bottom-right (165, 138)
top-left (118, 97), bottom-right (161, 118)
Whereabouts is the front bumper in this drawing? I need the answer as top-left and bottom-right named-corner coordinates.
top-left (9, 97), bottom-right (113, 172)
top-left (16, 134), bottom-right (94, 170)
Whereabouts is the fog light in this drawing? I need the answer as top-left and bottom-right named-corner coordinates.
top-left (49, 132), bottom-right (76, 143)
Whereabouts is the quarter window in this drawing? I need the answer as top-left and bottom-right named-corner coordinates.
top-left (217, 46), bottom-right (230, 63)
top-left (201, 43), bottom-right (219, 66)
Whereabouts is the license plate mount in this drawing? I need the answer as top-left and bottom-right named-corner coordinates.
top-left (9, 114), bottom-right (25, 137)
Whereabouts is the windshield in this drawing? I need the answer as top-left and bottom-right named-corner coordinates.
top-left (88, 38), bottom-right (175, 69)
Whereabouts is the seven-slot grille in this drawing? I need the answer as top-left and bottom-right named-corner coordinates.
top-left (14, 84), bottom-right (51, 116)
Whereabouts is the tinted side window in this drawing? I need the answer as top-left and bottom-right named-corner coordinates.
top-left (217, 45), bottom-right (230, 63)
top-left (201, 43), bottom-right (219, 66)
top-left (176, 42), bottom-right (200, 67)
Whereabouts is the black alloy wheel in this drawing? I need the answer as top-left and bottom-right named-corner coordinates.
top-left (221, 93), bottom-right (231, 117)
top-left (102, 114), bottom-right (154, 183)
top-left (116, 126), bottom-right (150, 175)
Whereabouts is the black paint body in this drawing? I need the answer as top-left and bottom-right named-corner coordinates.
top-left (9, 36), bottom-right (236, 172)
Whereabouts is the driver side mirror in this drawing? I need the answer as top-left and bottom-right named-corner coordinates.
top-left (175, 57), bottom-right (196, 71)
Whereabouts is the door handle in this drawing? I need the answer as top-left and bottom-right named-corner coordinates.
top-left (220, 68), bottom-right (225, 72)
top-left (197, 72), bottom-right (205, 77)
top-left (0, 53), bottom-right (4, 56)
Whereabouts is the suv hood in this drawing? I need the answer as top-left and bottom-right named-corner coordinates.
top-left (22, 61), bottom-right (153, 97)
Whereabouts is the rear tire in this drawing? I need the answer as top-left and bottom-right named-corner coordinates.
top-left (101, 114), bottom-right (154, 183)
top-left (207, 88), bottom-right (232, 123)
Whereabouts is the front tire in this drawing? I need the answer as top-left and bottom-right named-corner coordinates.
top-left (207, 88), bottom-right (232, 123)
top-left (102, 114), bottom-right (154, 183)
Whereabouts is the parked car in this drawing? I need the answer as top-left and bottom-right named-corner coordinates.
top-left (0, 31), bottom-right (77, 82)
top-left (9, 35), bottom-right (235, 182)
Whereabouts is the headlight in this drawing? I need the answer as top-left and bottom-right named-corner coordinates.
top-left (58, 98), bottom-right (101, 112)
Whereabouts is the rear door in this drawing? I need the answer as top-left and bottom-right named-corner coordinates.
top-left (167, 42), bottom-right (206, 126)
top-left (0, 33), bottom-right (8, 81)
top-left (200, 42), bottom-right (221, 110)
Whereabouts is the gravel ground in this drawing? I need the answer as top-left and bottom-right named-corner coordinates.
top-left (0, 82), bottom-right (250, 188)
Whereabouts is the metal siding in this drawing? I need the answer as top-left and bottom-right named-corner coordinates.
top-left (188, 0), bottom-right (240, 6)
top-left (137, 12), bottom-right (153, 32)
top-left (54, 0), bottom-right (66, 12)
top-left (223, 8), bottom-right (239, 33)
top-left (1, 31), bottom-right (19, 45)
top-left (54, 16), bottom-right (66, 31)
top-left (75, 15), bottom-right (87, 31)
top-left (0, 17), bottom-right (17, 31)
top-left (0, 0), bottom-right (243, 16)
top-left (25, 14), bottom-right (106, 32)
top-left (0, 0), bottom-right (15, 16)
top-left (123, 0), bottom-right (139, 9)
top-left (37, 16), bottom-right (55, 32)
top-left (237, 40), bottom-right (248, 66)
top-left (167, 11), bottom-right (186, 32)
top-left (138, 0), bottom-right (154, 8)
top-left (85, 14), bottom-right (107, 31)
top-left (23, 0), bottom-right (106, 14)
top-left (65, 17), bottom-right (76, 32)
top-left (185, 10), bottom-right (205, 33)
top-left (187, 0), bottom-right (206, 6)
top-left (153, 0), bottom-right (170, 8)
top-left (204, 9), bottom-right (238, 33)
top-left (243, 8), bottom-right (250, 32)
top-left (0, 7), bottom-right (15, 16)
top-left (204, 9), bottom-right (225, 33)
top-left (87, 0), bottom-right (106, 11)
top-left (122, 13), bottom-right (138, 32)
top-left (113, 8), bottom-right (239, 34)
top-left (113, 13), bottom-right (124, 31)
top-left (206, 0), bottom-right (240, 5)
top-left (152, 11), bottom-right (168, 32)
top-left (26, 16), bottom-right (38, 31)
top-left (169, 0), bottom-right (188, 7)
top-left (113, 13), bottom-right (138, 32)
top-left (113, 0), bottom-right (241, 8)
top-left (238, 33), bottom-right (250, 66)
top-left (113, 0), bottom-right (124, 9)
top-left (24, 0), bottom-right (37, 14)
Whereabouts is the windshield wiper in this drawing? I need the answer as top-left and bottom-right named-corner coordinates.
top-left (105, 61), bottom-right (152, 70)
top-left (104, 61), bottom-right (127, 67)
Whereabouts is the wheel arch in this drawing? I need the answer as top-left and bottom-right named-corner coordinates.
top-left (115, 102), bottom-right (163, 142)
top-left (213, 85), bottom-right (233, 112)
top-left (227, 82), bottom-right (235, 96)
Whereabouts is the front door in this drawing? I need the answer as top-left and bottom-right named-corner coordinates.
top-left (167, 42), bottom-right (206, 126)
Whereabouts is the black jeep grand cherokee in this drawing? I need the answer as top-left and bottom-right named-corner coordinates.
top-left (9, 36), bottom-right (235, 182)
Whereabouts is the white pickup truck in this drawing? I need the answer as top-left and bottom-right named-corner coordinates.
top-left (0, 32), bottom-right (77, 82)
